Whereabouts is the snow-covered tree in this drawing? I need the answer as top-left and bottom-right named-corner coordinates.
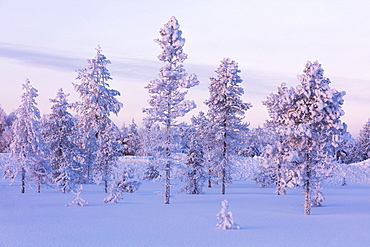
top-left (118, 119), bottom-right (141, 156)
top-left (0, 108), bottom-right (15, 153)
top-left (10, 79), bottom-right (51, 193)
top-left (67, 185), bottom-right (88, 207)
top-left (189, 111), bottom-right (214, 188)
top-left (180, 133), bottom-right (205, 194)
top-left (143, 16), bottom-right (199, 204)
top-left (263, 61), bottom-right (348, 215)
top-left (352, 119), bottom-right (370, 162)
top-left (205, 58), bottom-right (252, 194)
top-left (73, 46), bottom-right (123, 192)
top-left (42, 89), bottom-right (84, 193)
top-left (216, 200), bottom-right (240, 230)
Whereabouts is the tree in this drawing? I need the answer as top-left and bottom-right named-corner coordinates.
top-left (189, 111), bottom-right (214, 188)
top-left (143, 16), bottom-right (199, 204)
top-left (118, 119), bottom-right (141, 156)
top-left (205, 58), bottom-right (252, 194)
top-left (352, 119), bottom-right (370, 162)
top-left (0, 107), bottom-right (16, 153)
top-left (10, 79), bottom-right (51, 193)
top-left (263, 61), bottom-right (348, 215)
top-left (216, 200), bottom-right (240, 230)
top-left (42, 89), bottom-right (84, 193)
top-left (73, 46), bottom-right (123, 192)
top-left (180, 131), bottom-right (205, 194)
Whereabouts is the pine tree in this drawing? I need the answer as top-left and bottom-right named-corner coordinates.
top-left (42, 89), bottom-right (84, 193)
top-left (143, 16), bottom-right (199, 204)
top-left (263, 61), bottom-right (348, 215)
top-left (0, 107), bottom-right (15, 153)
top-left (10, 79), bottom-right (51, 193)
top-left (205, 58), bottom-right (252, 194)
top-left (73, 46), bottom-right (123, 192)
top-left (67, 185), bottom-right (88, 207)
top-left (352, 119), bottom-right (370, 162)
top-left (119, 119), bottom-right (141, 156)
top-left (216, 200), bottom-right (240, 230)
top-left (180, 132), bottom-right (205, 194)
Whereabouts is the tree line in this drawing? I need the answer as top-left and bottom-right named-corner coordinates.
top-left (1, 16), bottom-right (369, 215)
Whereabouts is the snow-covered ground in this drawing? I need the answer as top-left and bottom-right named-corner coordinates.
top-left (1, 173), bottom-right (369, 247)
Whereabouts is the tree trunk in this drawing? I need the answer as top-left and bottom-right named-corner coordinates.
top-left (104, 179), bottom-right (108, 193)
top-left (21, 167), bottom-right (26, 193)
top-left (208, 169), bottom-right (212, 188)
top-left (164, 161), bottom-right (170, 204)
top-left (37, 182), bottom-right (41, 193)
top-left (221, 167), bottom-right (226, 195)
top-left (164, 124), bottom-right (171, 204)
top-left (304, 165), bottom-right (311, 215)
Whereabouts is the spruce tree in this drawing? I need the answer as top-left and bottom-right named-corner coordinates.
top-left (205, 58), bottom-right (251, 194)
top-left (352, 119), bottom-right (370, 162)
top-left (10, 79), bottom-right (51, 193)
top-left (143, 16), bottom-right (199, 204)
top-left (42, 89), bottom-right (84, 193)
top-left (73, 46), bottom-right (123, 192)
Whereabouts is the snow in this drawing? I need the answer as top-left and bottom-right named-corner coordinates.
top-left (1, 168), bottom-right (369, 246)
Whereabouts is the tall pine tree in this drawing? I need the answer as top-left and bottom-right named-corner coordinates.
top-left (205, 58), bottom-right (252, 194)
top-left (263, 61), bottom-right (348, 215)
top-left (144, 16), bottom-right (199, 204)
top-left (10, 79), bottom-right (51, 193)
top-left (73, 46), bottom-right (123, 192)
top-left (42, 89), bottom-right (84, 193)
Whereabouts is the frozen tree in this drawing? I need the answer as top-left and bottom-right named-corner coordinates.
top-left (67, 185), bottom-right (88, 207)
top-left (73, 46), bottom-right (123, 192)
top-left (205, 58), bottom-right (252, 194)
top-left (118, 119), bottom-right (141, 156)
top-left (180, 133), bottom-right (205, 194)
top-left (190, 111), bottom-right (215, 188)
top-left (0, 108), bottom-right (16, 153)
top-left (10, 79), bottom-right (51, 193)
top-left (311, 182), bottom-right (325, 207)
top-left (143, 16), bottom-right (199, 204)
top-left (352, 119), bottom-right (370, 162)
top-left (0, 106), bottom-right (7, 153)
top-left (104, 166), bottom-right (140, 203)
top-left (42, 89), bottom-right (84, 193)
top-left (216, 200), bottom-right (240, 230)
top-left (263, 61), bottom-right (348, 215)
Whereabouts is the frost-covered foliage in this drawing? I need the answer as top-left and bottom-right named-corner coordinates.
top-left (327, 160), bottom-right (370, 185)
top-left (42, 89), bottom-right (84, 193)
top-left (118, 119), bottom-right (142, 156)
top-left (216, 200), bottom-right (240, 230)
top-left (310, 182), bottom-right (325, 207)
top-left (73, 46), bottom-right (123, 192)
top-left (205, 58), bottom-right (252, 194)
top-left (10, 80), bottom-right (52, 193)
top-left (180, 132), bottom-right (205, 194)
top-left (104, 162), bottom-right (141, 203)
top-left (67, 185), bottom-right (88, 207)
top-left (143, 16), bottom-right (199, 204)
top-left (0, 107), bottom-right (15, 153)
top-left (263, 61), bottom-right (348, 215)
top-left (351, 119), bottom-right (370, 162)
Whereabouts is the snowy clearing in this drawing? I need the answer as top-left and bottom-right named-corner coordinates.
top-left (1, 175), bottom-right (369, 247)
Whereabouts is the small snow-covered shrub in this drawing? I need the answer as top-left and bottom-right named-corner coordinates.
top-left (67, 185), bottom-right (88, 207)
top-left (216, 200), bottom-right (240, 230)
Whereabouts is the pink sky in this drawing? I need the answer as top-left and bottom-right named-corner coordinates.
top-left (0, 0), bottom-right (369, 137)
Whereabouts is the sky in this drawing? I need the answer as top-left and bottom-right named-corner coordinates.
top-left (0, 0), bottom-right (369, 137)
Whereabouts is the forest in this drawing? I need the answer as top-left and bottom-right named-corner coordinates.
top-left (1, 16), bottom-right (369, 220)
